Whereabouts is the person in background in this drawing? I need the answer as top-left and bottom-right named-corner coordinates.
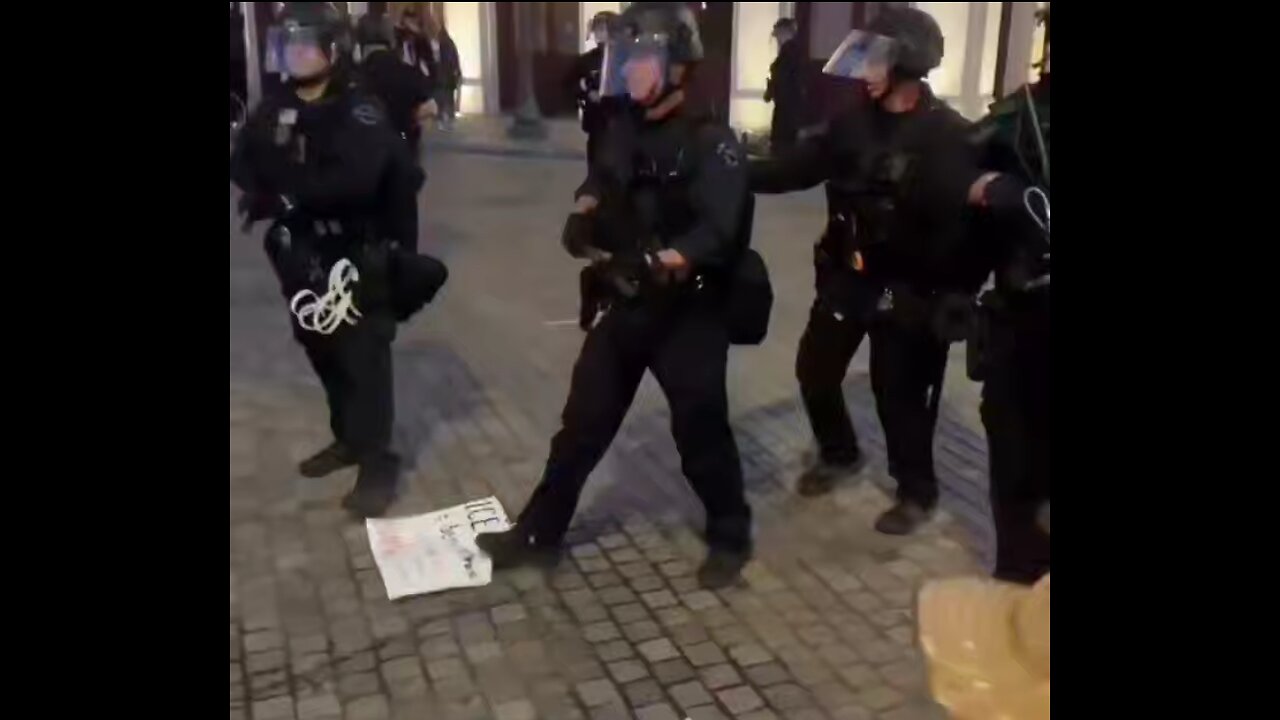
top-left (425, 15), bottom-right (462, 131)
top-left (397, 6), bottom-right (440, 90)
top-left (764, 17), bottom-right (806, 156)
top-left (355, 9), bottom-right (437, 167)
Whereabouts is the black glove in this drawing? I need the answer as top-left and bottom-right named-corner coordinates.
top-left (608, 247), bottom-right (657, 278)
top-left (984, 174), bottom-right (1050, 245)
top-left (982, 173), bottom-right (1030, 218)
top-left (561, 213), bottom-right (594, 258)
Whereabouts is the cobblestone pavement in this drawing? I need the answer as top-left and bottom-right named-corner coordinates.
top-left (422, 116), bottom-right (588, 161)
top-left (230, 148), bottom-right (994, 720)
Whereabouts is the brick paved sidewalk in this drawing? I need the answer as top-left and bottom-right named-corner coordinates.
top-left (230, 151), bottom-right (992, 720)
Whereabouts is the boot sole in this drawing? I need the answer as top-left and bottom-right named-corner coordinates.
top-left (873, 510), bottom-right (935, 536)
top-left (341, 490), bottom-right (398, 518)
top-left (796, 454), bottom-right (868, 497)
top-left (698, 549), bottom-right (753, 589)
top-left (299, 459), bottom-right (358, 479)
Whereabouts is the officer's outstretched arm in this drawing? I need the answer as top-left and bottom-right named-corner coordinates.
top-left (668, 127), bottom-right (749, 269)
top-left (748, 131), bottom-right (830, 194)
top-left (290, 100), bottom-right (397, 215)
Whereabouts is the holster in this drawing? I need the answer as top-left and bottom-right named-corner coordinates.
top-left (966, 288), bottom-right (1045, 381)
top-left (967, 290), bottom-right (1017, 381)
top-left (814, 244), bottom-right (879, 322)
top-left (263, 221), bottom-right (322, 301)
top-left (967, 292), bottom-right (995, 381)
top-left (356, 238), bottom-right (393, 314)
top-left (578, 267), bottom-right (607, 330)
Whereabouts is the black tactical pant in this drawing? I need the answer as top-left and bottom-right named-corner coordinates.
top-left (869, 304), bottom-right (948, 508)
top-left (517, 297), bottom-right (752, 552)
top-left (269, 228), bottom-right (399, 476)
top-left (584, 112), bottom-right (606, 169)
top-left (586, 131), bottom-right (601, 169)
top-left (770, 106), bottom-right (799, 157)
top-left (296, 314), bottom-right (398, 473)
top-left (406, 127), bottom-right (423, 169)
top-left (981, 296), bottom-right (1050, 583)
top-left (795, 260), bottom-right (880, 465)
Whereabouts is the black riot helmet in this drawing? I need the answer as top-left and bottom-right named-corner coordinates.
top-left (866, 7), bottom-right (944, 79)
top-left (822, 7), bottom-right (942, 92)
top-left (599, 2), bottom-right (704, 104)
top-left (772, 18), bottom-right (798, 41)
top-left (618, 2), bottom-right (704, 64)
top-left (275, 3), bottom-right (345, 83)
top-left (591, 10), bottom-right (619, 34)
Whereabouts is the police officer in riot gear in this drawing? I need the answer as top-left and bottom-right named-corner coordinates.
top-left (966, 7), bottom-right (1051, 584)
top-left (764, 17), bottom-right (806, 156)
top-left (231, 2), bottom-right (423, 518)
top-left (569, 11), bottom-right (622, 166)
top-left (478, 2), bottom-right (756, 589)
top-left (752, 8), bottom-right (993, 534)
top-left (752, 115), bottom-right (881, 498)
top-left (354, 9), bottom-right (436, 167)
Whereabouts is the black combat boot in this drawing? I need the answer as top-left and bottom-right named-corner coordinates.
top-left (874, 500), bottom-right (934, 535)
top-left (475, 527), bottom-right (562, 570)
top-left (341, 457), bottom-right (399, 518)
top-left (299, 441), bottom-right (358, 478)
top-left (796, 453), bottom-right (867, 497)
top-left (697, 544), bottom-right (753, 590)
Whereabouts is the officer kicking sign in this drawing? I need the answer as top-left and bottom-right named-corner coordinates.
top-left (366, 497), bottom-right (511, 600)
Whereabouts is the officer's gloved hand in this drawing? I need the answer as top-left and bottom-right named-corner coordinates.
top-left (978, 173), bottom-right (1030, 219)
top-left (561, 213), bottom-right (595, 258)
top-left (610, 248), bottom-right (657, 278)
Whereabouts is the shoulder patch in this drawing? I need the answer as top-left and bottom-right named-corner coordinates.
top-left (715, 141), bottom-right (740, 168)
top-left (352, 103), bottom-right (384, 126)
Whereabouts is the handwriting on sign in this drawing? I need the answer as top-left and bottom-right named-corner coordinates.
top-left (465, 498), bottom-right (506, 532)
top-left (365, 496), bottom-right (512, 599)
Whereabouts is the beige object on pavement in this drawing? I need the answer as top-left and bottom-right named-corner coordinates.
top-left (918, 574), bottom-right (1050, 720)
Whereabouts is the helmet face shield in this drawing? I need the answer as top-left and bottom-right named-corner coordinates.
top-left (271, 23), bottom-right (331, 79)
top-left (822, 30), bottom-right (898, 84)
top-left (599, 35), bottom-right (670, 99)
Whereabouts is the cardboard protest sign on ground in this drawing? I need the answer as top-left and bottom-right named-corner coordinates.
top-left (366, 496), bottom-right (511, 600)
